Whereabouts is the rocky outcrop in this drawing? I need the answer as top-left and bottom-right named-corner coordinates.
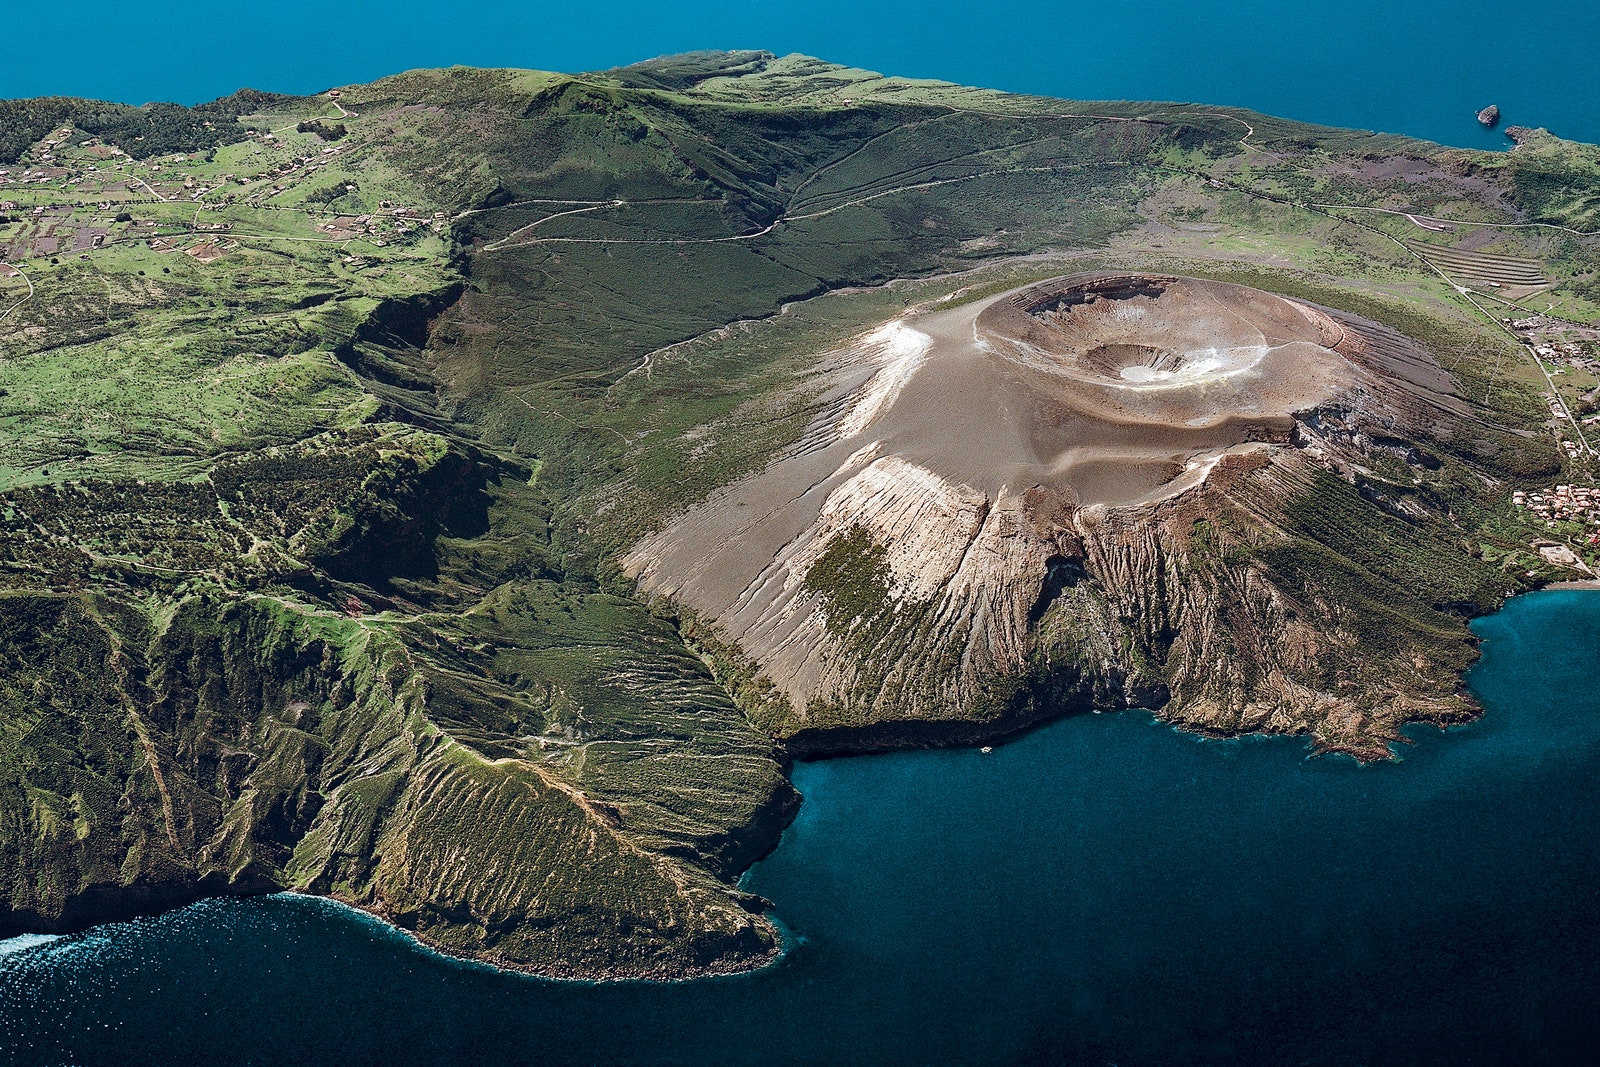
top-left (1504, 125), bottom-right (1535, 147)
top-left (1477, 104), bottom-right (1501, 129)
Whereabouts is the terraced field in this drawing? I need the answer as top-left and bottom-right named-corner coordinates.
top-left (1408, 240), bottom-right (1552, 289)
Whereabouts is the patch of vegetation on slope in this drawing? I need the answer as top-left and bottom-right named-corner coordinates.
top-left (1475, 128), bottom-right (1600, 229)
top-left (0, 90), bottom-right (291, 164)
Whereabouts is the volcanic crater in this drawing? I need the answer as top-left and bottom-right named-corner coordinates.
top-left (627, 271), bottom-right (1466, 746)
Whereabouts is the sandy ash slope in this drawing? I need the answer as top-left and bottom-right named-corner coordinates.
top-left (628, 274), bottom-right (1485, 758)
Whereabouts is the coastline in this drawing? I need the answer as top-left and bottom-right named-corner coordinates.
top-left (331, 894), bottom-right (793, 984)
top-left (0, 889), bottom-right (793, 985)
top-left (0, 579), bottom-right (1571, 982)
top-left (10, 587), bottom-right (1600, 1065)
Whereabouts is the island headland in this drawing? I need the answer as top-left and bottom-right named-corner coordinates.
top-left (2, 50), bottom-right (1599, 978)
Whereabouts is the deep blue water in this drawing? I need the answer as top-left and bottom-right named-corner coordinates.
top-left (10, 1), bottom-right (1599, 149)
top-left (4, 588), bottom-right (1600, 1065)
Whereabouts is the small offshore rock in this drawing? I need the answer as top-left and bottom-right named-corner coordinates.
top-left (1477, 104), bottom-right (1501, 128)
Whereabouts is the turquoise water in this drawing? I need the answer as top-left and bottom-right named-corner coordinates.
top-left (7, 1), bottom-right (1599, 149)
top-left (4, 588), bottom-right (1600, 1065)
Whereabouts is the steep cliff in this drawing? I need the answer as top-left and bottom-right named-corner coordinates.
top-left (0, 417), bottom-right (794, 974)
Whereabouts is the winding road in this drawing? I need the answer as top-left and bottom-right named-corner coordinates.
top-left (0, 262), bottom-right (34, 325)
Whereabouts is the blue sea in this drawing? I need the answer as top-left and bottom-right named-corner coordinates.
top-left (4, 588), bottom-right (1600, 1065)
top-left (11, 1), bottom-right (1600, 149)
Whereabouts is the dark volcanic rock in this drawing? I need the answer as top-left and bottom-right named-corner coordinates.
top-left (1477, 105), bottom-right (1501, 128)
